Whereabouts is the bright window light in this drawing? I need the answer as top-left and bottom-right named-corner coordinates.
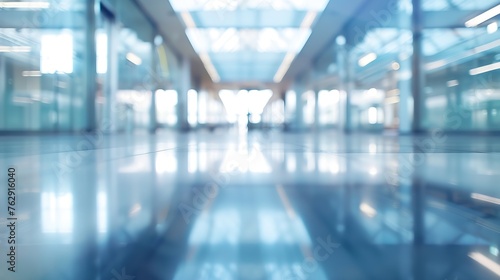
top-left (368, 107), bottom-right (378, 124)
top-left (41, 32), bottom-right (73, 74)
top-left (188, 89), bottom-right (198, 126)
top-left (219, 89), bottom-right (273, 122)
top-left (96, 32), bottom-right (108, 74)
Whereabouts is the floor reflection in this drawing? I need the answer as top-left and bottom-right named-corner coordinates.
top-left (1, 130), bottom-right (500, 279)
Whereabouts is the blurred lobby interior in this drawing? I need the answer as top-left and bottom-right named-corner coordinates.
top-left (1, 0), bottom-right (500, 279)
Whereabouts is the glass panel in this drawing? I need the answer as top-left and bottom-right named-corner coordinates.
top-left (0, 0), bottom-right (89, 131)
top-left (422, 1), bottom-right (500, 131)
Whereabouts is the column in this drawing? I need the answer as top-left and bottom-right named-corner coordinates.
top-left (104, 18), bottom-right (118, 133)
top-left (337, 35), bottom-right (354, 133)
top-left (314, 89), bottom-right (320, 131)
top-left (84, 0), bottom-right (97, 132)
top-left (149, 38), bottom-right (160, 133)
top-left (178, 57), bottom-right (190, 131)
top-left (411, 0), bottom-right (424, 132)
top-left (293, 84), bottom-right (305, 131)
top-left (398, 7), bottom-right (413, 134)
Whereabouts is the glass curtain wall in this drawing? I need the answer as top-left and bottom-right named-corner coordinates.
top-left (0, 0), bottom-right (172, 133)
top-left (313, 0), bottom-right (500, 133)
top-left (0, 0), bottom-right (94, 131)
top-left (344, 0), bottom-right (413, 132)
top-left (422, 0), bottom-right (500, 132)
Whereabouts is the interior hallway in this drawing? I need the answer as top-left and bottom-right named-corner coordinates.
top-left (2, 129), bottom-right (500, 279)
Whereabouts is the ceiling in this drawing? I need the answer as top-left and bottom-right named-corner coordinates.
top-left (136, 0), bottom-right (367, 89)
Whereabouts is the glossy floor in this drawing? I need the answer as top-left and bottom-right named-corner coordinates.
top-left (1, 129), bottom-right (500, 280)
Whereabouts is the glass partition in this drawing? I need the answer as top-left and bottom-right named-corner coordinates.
top-left (0, 0), bottom-right (92, 131)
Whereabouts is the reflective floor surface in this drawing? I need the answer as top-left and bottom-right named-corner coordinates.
top-left (1, 129), bottom-right (500, 279)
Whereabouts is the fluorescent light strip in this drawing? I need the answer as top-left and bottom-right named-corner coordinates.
top-left (359, 53), bottom-right (377, 67)
top-left (301, 11), bottom-right (317, 29)
top-left (0, 46), bottom-right (31, 52)
top-left (466, 4), bottom-right (500, 27)
top-left (469, 61), bottom-right (500, 76)
top-left (199, 53), bottom-right (220, 82)
top-left (474, 39), bottom-right (500, 53)
top-left (180, 12), bottom-right (196, 28)
top-left (360, 203), bottom-right (377, 218)
top-left (471, 193), bottom-right (500, 205)
top-left (22, 70), bottom-right (41, 77)
top-left (273, 52), bottom-right (296, 83)
top-left (447, 80), bottom-right (459, 87)
top-left (385, 96), bottom-right (400, 105)
top-left (0, 1), bottom-right (50, 9)
top-left (274, 12), bottom-right (317, 83)
top-left (126, 52), bottom-right (142, 65)
top-left (469, 252), bottom-right (500, 276)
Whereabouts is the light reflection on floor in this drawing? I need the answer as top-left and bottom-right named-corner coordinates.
top-left (0, 130), bottom-right (500, 279)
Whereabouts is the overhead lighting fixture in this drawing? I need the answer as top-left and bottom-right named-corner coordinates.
top-left (358, 53), bottom-right (377, 67)
top-left (471, 193), bottom-right (500, 205)
top-left (0, 46), bottom-right (31, 52)
top-left (199, 53), bottom-right (220, 82)
top-left (447, 80), bottom-right (459, 87)
top-left (469, 252), bottom-right (500, 277)
top-left (273, 52), bottom-right (296, 83)
top-left (360, 203), bottom-right (377, 218)
top-left (385, 96), bottom-right (400, 105)
top-left (465, 4), bottom-right (500, 27)
top-left (301, 11), bottom-right (317, 29)
top-left (0, 1), bottom-right (50, 9)
top-left (180, 12), bottom-right (196, 28)
top-left (22, 71), bottom-right (41, 77)
top-left (474, 39), bottom-right (500, 53)
top-left (126, 52), bottom-right (142, 65)
top-left (391, 62), bottom-right (400, 70)
top-left (487, 22), bottom-right (499, 33)
top-left (469, 61), bottom-right (500, 76)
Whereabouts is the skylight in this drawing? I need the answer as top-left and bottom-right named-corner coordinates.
top-left (169, 0), bottom-right (330, 83)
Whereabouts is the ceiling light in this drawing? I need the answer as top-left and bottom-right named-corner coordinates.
top-left (0, 46), bottom-right (31, 52)
top-left (359, 53), bottom-right (377, 67)
top-left (465, 4), bottom-right (500, 27)
top-left (487, 22), bottom-right (498, 33)
top-left (180, 12), bottom-right (196, 28)
top-left (300, 11), bottom-right (317, 29)
top-left (469, 252), bottom-right (500, 276)
top-left (385, 96), bottom-right (400, 105)
top-left (273, 52), bottom-right (296, 83)
top-left (200, 53), bottom-right (220, 82)
top-left (391, 62), bottom-right (400, 70)
top-left (336, 35), bottom-right (346, 46)
top-left (474, 39), bottom-right (500, 53)
top-left (469, 62), bottom-right (500, 76)
top-left (447, 80), bottom-right (459, 87)
top-left (126, 53), bottom-right (142, 65)
top-left (360, 203), bottom-right (377, 218)
top-left (22, 71), bottom-right (41, 77)
top-left (0, 1), bottom-right (50, 9)
top-left (471, 193), bottom-right (500, 205)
